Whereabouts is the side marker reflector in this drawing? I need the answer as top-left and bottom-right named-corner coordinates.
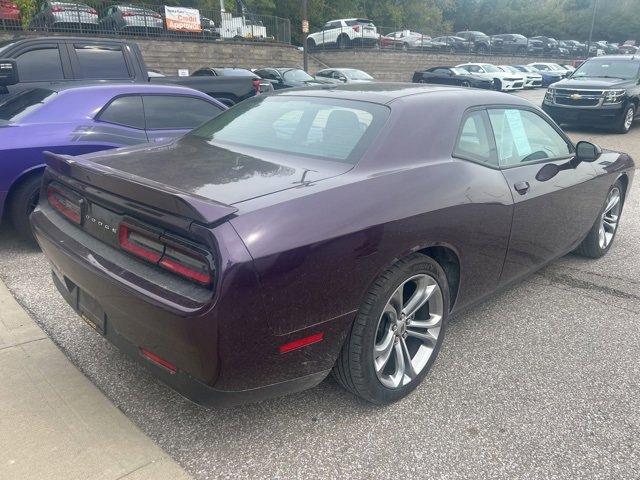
top-left (279, 332), bottom-right (324, 354)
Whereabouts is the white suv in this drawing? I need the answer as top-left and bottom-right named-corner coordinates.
top-left (457, 63), bottom-right (525, 91)
top-left (307, 18), bottom-right (379, 49)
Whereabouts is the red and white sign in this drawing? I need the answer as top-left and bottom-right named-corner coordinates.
top-left (164, 6), bottom-right (201, 32)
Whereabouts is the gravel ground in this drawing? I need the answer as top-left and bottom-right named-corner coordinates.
top-left (0, 88), bottom-right (639, 479)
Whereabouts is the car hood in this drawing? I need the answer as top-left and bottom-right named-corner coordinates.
top-left (80, 135), bottom-right (352, 205)
top-left (553, 77), bottom-right (634, 89)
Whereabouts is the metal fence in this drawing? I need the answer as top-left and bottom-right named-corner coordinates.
top-left (306, 25), bottom-right (615, 59)
top-left (0, 2), bottom-right (291, 44)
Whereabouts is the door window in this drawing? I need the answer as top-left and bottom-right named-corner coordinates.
top-left (98, 95), bottom-right (144, 129)
top-left (487, 108), bottom-right (571, 166)
top-left (16, 47), bottom-right (64, 82)
top-left (454, 111), bottom-right (495, 165)
top-left (142, 95), bottom-right (223, 130)
top-left (74, 45), bottom-right (130, 79)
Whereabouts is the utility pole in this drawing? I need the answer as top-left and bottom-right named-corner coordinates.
top-left (302, 0), bottom-right (309, 72)
top-left (587, 0), bottom-right (599, 57)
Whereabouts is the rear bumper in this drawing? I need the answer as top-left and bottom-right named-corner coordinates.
top-left (30, 202), bottom-right (346, 406)
top-left (542, 102), bottom-right (624, 125)
top-left (500, 79), bottom-right (525, 91)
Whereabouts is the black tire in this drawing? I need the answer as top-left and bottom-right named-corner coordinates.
top-left (461, 80), bottom-right (471, 88)
top-left (615, 104), bottom-right (635, 134)
top-left (306, 37), bottom-right (316, 50)
top-left (575, 180), bottom-right (625, 258)
top-left (337, 34), bottom-right (350, 49)
top-left (332, 254), bottom-right (450, 404)
top-left (476, 44), bottom-right (487, 54)
top-left (493, 79), bottom-right (502, 91)
top-left (402, 42), bottom-right (409, 51)
top-left (8, 173), bottom-right (43, 242)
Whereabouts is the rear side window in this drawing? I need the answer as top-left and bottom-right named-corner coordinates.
top-left (454, 111), bottom-right (495, 166)
top-left (16, 47), bottom-right (64, 82)
top-left (189, 96), bottom-right (389, 164)
top-left (142, 95), bottom-right (223, 129)
top-left (98, 95), bottom-right (144, 129)
top-left (74, 46), bottom-right (130, 79)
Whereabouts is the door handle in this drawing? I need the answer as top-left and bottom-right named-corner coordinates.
top-left (514, 181), bottom-right (530, 195)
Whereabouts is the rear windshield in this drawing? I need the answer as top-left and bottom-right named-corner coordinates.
top-left (343, 69), bottom-right (373, 80)
top-left (189, 96), bottom-right (389, 164)
top-left (0, 88), bottom-right (57, 124)
top-left (282, 69), bottom-right (314, 82)
top-left (216, 68), bottom-right (255, 77)
top-left (346, 19), bottom-right (373, 26)
top-left (573, 59), bottom-right (640, 80)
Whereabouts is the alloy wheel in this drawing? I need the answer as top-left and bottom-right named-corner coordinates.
top-left (599, 187), bottom-right (621, 249)
top-left (373, 274), bottom-right (443, 389)
top-left (624, 108), bottom-right (634, 131)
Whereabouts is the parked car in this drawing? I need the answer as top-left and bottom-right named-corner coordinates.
top-left (490, 34), bottom-right (528, 54)
top-left (0, 83), bottom-right (225, 239)
top-left (528, 62), bottom-right (571, 77)
top-left (307, 18), bottom-right (379, 50)
top-left (455, 31), bottom-right (492, 54)
top-left (525, 38), bottom-right (545, 55)
top-left (99, 4), bottom-right (163, 34)
top-left (618, 44), bottom-right (638, 55)
top-left (457, 63), bottom-right (524, 91)
top-left (190, 67), bottom-right (272, 94)
top-left (561, 40), bottom-right (587, 56)
top-left (561, 64), bottom-right (576, 73)
top-left (412, 66), bottom-right (494, 89)
top-left (380, 30), bottom-right (444, 51)
top-left (498, 65), bottom-right (541, 88)
top-left (542, 55), bottom-right (640, 134)
top-left (530, 36), bottom-right (559, 54)
top-left (29, 1), bottom-right (99, 31)
top-left (431, 35), bottom-right (471, 53)
top-left (0, 0), bottom-right (20, 28)
top-left (32, 83), bottom-right (634, 407)
top-left (595, 41), bottom-right (619, 55)
top-left (315, 68), bottom-right (374, 84)
top-left (0, 37), bottom-right (266, 105)
top-left (200, 16), bottom-right (218, 38)
top-left (253, 67), bottom-right (330, 89)
top-left (516, 64), bottom-right (563, 86)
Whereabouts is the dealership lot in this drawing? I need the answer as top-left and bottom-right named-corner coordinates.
top-left (0, 86), bottom-right (638, 479)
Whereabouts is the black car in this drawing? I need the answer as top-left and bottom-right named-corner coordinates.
top-left (412, 66), bottom-right (494, 89)
top-left (455, 31), bottom-right (492, 54)
top-left (531, 36), bottom-right (559, 54)
top-left (561, 40), bottom-right (587, 56)
top-left (253, 67), bottom-right (330, 89)
top-left (432, 35), bottom-right (471, 53)
top-left (542, 55), bottom-right (640, 133)
top-left (490, 34), bottom-right (528, 54)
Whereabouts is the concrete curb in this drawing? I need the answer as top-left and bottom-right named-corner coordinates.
top-left (0, 279), bottom-right (191, 480)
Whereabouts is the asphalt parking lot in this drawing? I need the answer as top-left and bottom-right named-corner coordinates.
top-left (0, 88), bottom-right (639, 480)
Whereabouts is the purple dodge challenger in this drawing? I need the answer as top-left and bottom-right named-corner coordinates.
top-left (31, 84), bottom-right (634, 406)
top-left (0, 83), bottom-right (225, 239)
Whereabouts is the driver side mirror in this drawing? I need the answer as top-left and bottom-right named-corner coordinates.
top-left (575, 141), bottom-right (602, 162)
top-left (0, 59), bottom-right (18, 87)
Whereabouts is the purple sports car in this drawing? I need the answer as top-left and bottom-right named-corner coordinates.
top-left (0, 84), bottom-right (225, 239)
top-left (31, 84), bottom-right (634, 406)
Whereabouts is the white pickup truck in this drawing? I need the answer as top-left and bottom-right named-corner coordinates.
top-left (307, 18), bottom-right (379, 49)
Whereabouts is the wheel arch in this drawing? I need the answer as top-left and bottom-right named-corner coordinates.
top-left (617, 172), bottom-right (629, 198)
top-left (3, 165), bottom-right (46, 220)
top-left (414, 244), bottom-right (461, 312)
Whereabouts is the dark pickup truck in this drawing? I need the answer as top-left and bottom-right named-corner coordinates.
top-left (0, 36), bottom-right (270, 105)
top-left (542, 55), bottom-right (640, 134)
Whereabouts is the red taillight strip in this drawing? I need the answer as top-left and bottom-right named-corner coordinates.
top-left (47, 184), bottom-right (82, 224)
top-left (140, 348), bottom-right (177, 373)
top-left (159, 255), bottom-right (212, 286)
top-left (279, 333), bottom-right (324, 354)
top-left (118, 224), bottom-right (163, 263)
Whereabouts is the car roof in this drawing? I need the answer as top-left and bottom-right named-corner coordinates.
top-left (591, 54), bottom-right (639, 61)
top-left (39, 82), bottom-right (209, 97)
top-left (271, 82), bottom-right (531, 107)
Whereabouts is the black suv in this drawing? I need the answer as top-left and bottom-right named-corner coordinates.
top-left (542, 55), bottom-right (640, 133)
top-left (455, 31), bottom-right (492, 54)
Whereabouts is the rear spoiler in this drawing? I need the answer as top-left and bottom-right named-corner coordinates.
top-left (44, 152), bottom-right (238, 225)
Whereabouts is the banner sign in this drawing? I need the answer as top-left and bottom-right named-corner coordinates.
top-left (164, 6), bottom-right (201, 32)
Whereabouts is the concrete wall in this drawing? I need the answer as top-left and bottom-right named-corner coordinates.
top-left (311, 50), bottom-right (571, 82)
top-left (1, 32), bottom-right (569, 81)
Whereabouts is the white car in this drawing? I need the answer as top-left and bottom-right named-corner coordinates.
top-left (307, 18), bottom-right (379, 49)
top-left (498, 65), bottom-right (541, 88)
top-left (315, 68), bottom-right (375, 84)
top-left (528, 62), bottom-right (571, 77)
top-left (456, 63), bottom-right (525, 91)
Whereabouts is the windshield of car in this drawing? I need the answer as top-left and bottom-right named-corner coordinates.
top-left (572, 59), bottom-right (640, 80)
top-left (500, 66), bottom-right (519, 73)
top-left (0, 40), bottom-right (15, 56)
top-left (282, 69), bottom-right (314, 82)
top-left (189, 96), bottom-right (389, 164)
top-left (451, 68), bottom-right (469, 75)
top-left (342, 69), bottom-right (373, 80)
top-left (0, 88), bottom-right (57, 124)
top-left (216, 68), bottom-right (255, 77)
top-left (482, 65), bottom-right (501, 73)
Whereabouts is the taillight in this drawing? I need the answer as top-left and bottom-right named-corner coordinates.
top-left (88, 7), bottom-right (97, 14)
top-left (47, 184), bottom-right (83, 224)
top-left (118, 224), bottom-right (163, 263)
top-left (118, 221), bottom-right (214, 286)
top-left (252, 78), bottom-right (261, 94)
top-left (353, 25), bottom-right (360, 32)
top-left (51, 6), bottom-right (65, 12)
top-left (122, 11), bottom-right (134, 16)
top-left (152, 12), bottom-right (161, 18)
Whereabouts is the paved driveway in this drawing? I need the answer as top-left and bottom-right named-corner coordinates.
top-left (0, 88), bottom-right (638, 479)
